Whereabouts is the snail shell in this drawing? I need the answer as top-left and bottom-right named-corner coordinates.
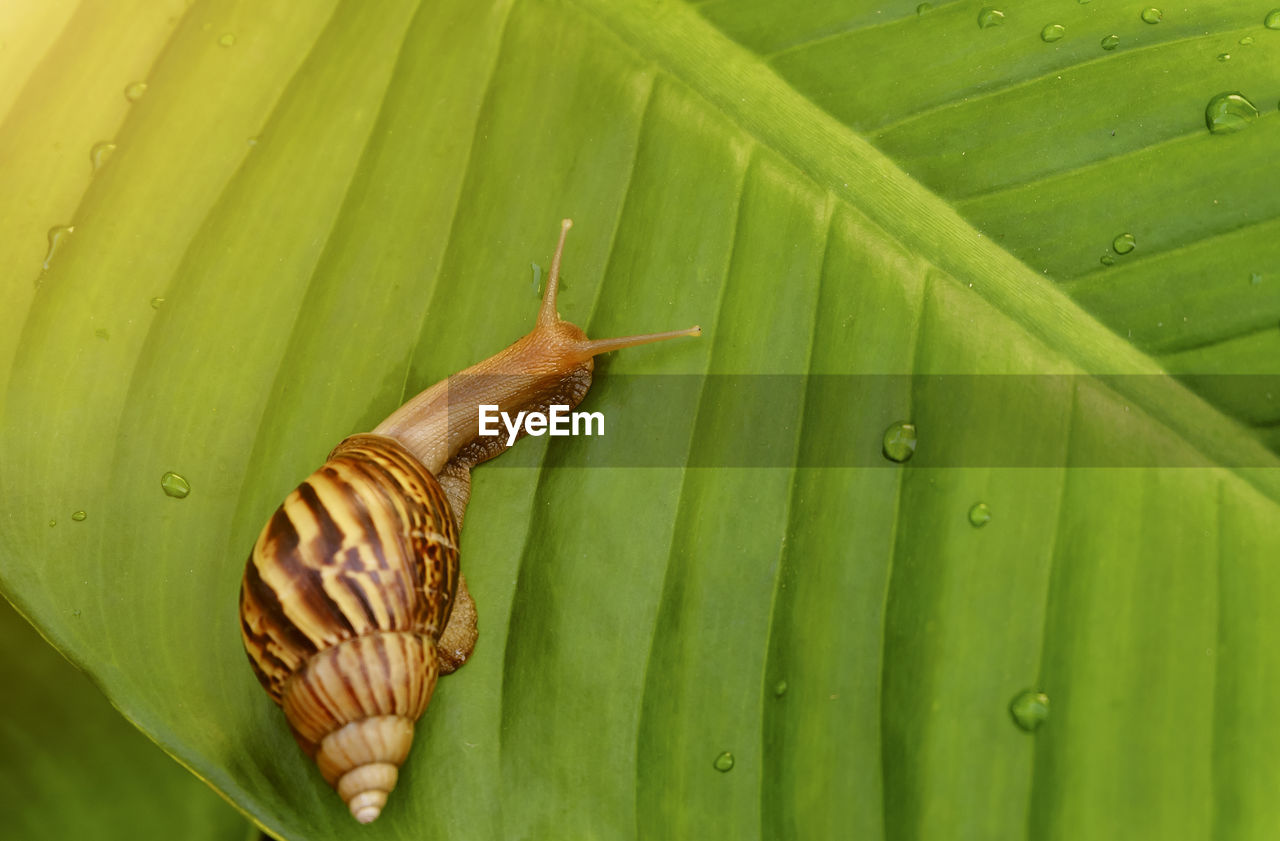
top-left (237, 219), bottom-right (698, 823)
top-left (239, 433), bottom-right (458, 824)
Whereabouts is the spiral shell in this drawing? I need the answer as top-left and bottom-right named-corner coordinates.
top-left (239, 433), bottom-right (459, 823)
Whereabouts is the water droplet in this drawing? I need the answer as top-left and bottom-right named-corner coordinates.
top-left (124, 81), bottom-right (148, 102)
top-left (916, 2), bottom-right (932, 13)
top-left (1101, 34), bottom-right (1120, 50)
top-left (161, 472), bottom-right (191, 499)
top-left (48, 519), bottom-right (56, 527)
top-left (1240, 35), bottom-right (1255, 45)
top-left (978, 7), bottom-right (1005, 28)
top-left (713, 751), bottom-right (735, 772)
top-left (1140, 7), bottom-right (1162, 24)
top-left (218, 32), bottom-right (236, 47)
top-left (71, 510), bottom-right (87, 522)
top-left (774, 680), bottom-right (789, 697)
top-left (968, 502), bottom-right (992, 527)
top-left (1009, 690), bottom-right (1050, 731)
top-left (1112, 233), bottom-right (1136, 254)
top-left (1077, 0), bottom-right (1091, 4)
top-left (530, 262), bottom-right (543, 296)
top-left (43, 225), bottom-right (74, 271)
top-left (72, 608), bottom-right (81, 618)
top-left (1040, 24), bottom-right (1066, 43)
top-left (94, 328), bottom-right (110, 341)
top-left (1266, 9), bottom-right (1280, 29)
top-left (90, 141), bottom-right (117, 173)
top-left (150, 296), bottom-right (166, 309)
top-left (1205, 92), bottom-right (1259, 134)
top-left (882, 421), bottom-right (918, 463)
top-left (1251, 272), bottom-right (1263, 285)
top-left (1100, 254), bottom-right (1116, 266)
top-left (1217, 53), bottom-right (1231, 62)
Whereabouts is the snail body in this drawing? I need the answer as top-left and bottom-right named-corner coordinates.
top-left (238, 220), bottom-right (699, 823)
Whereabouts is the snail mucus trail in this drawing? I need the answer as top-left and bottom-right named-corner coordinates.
top-left (238, 219), bottom-right (700, 823)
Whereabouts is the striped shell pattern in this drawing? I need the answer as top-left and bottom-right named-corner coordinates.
top-left (239, 433), bottom-right (460, 824)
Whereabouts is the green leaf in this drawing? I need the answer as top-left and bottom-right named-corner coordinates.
top-left (3, 1), bottom-right (1279, 840)
top-left (0, 596), bottom-right (249, 840)
top-left (702, 0), bottom-right (1280, 443)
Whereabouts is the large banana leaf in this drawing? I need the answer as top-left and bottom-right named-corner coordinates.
top-left (2, 1), bottom-right (1279, 840)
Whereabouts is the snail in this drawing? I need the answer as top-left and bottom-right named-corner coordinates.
top-left (238, 219), bottom-right (699, 824)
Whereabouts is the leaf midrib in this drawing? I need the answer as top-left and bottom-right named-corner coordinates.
top-left (567, 0), bottom-right (1280, 501)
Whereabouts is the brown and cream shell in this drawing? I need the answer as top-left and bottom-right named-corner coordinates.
top-left (239, 433), bottom-right (459, 824)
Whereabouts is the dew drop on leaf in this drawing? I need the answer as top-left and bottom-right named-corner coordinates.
top-left (1266, 9), bottom-right (1280, 29)
top-left (90, 141), bottom-right (117, 174)
top-left (1251, 272), bottom-right (1263, 285)
top-left (1112, 233), bottom-right (1136, 254)
top-left (882, 421), bottom-right (918, 463)
top-left (1040, 24), bottom-right (1065, 43)
top-left (1101, 34), bottom-right (1120, 50)
top-left (713, 751), bottom-right (735, 772)
top-left (968, 502), bottom-right (992, 527)
top-left (48, 519), bottom-right (56, 527)
top-left (150, 296), bottom-right (166, 309)
top-left (774, 680), bottom-right (789, 697)
top-left (124, 81), bottom-right (148, 102)
top-left (1140, 7), bottom-right (1162, 24)
top-left (977, 7), bottom-right (1005, 28)
top-left (161, 472), bottom-right (191, 499)
top-left (1217, 53), bottom-right (1231, 62)
top-left (71, 510), bottom-right (87, 522)
top-left (218, 32), bottom-right (236, 47)
top-left (43, 225), bottom-right (74, 271)
top-left (1100, 254), bottom-right (1116, 266)
top-left (1009, 690), bottom-right (1051, 731)
top-left (916, 2), bottom-right (932, 13)
top-left (1240, 35), bottom-right (1255, 45)
top-left (1205, 92), bottom-right (1258, 134)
